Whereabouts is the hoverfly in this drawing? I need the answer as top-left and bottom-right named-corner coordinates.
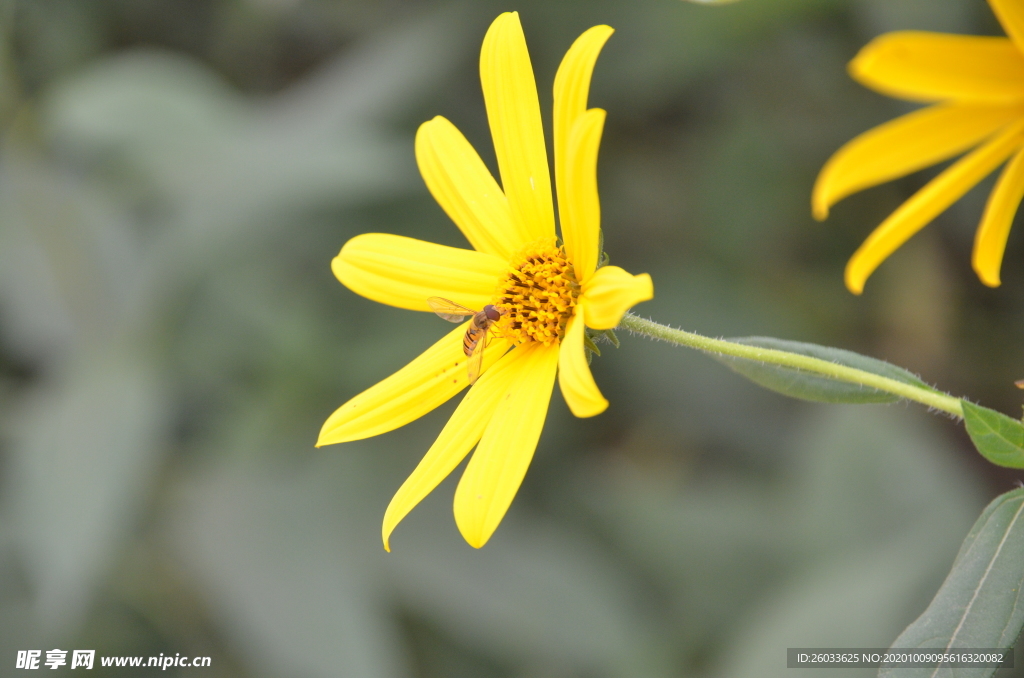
top-left (427, 297), bottom-right (503, 384)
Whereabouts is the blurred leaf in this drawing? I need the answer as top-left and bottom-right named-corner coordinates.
top-left (593, 0), bottom-right (850, 113)
top-left (0, 142), bottom-right (142, 359)
top-left (710, 407), bottom-right (985, 678)
top-left (168, 454), bottom-right (408, 678)
top-left (716, 538), bottom-right (951, 678)
top-left (714, 336), bottom-right (935, 404)
top-left (42, 7), bottom-right (466, 209)
top-left (961, 401), bottom-right (1024, 469)
top-left (581, 406), bottom-right (984, 667)
top-left (0, 1), bottom-right (19, 126)
top-left (582, 474), bottom-right (788, 654)
top-left (43, 50), bottom-right (404, 257)
top-left (5, 350), bottom-right (166, 632)
top-left (169, 449), bottom-right (666, 678)
top-left (856, 0), bottom-right (976, 34)
top-left (0, 523), bottom-right (37, 658)
top-left (384, 495), bottom-right (662, 678)
top-left (878, 489), bottom-right (1024, 678)
top-left (0, 139), bottom-right (165, 634)
top-left (788, 407), bottom-right (982, 558)
top-left (40, 7), bottom-right (469, 302)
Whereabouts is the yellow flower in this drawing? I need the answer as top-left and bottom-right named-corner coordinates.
top-left (813, 0), bottom-right (1024, 293)
top-left (317, 13), bottom-right (653, 550)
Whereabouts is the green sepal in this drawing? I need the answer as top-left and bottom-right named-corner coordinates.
top-left (597, 328), bottom-right (619, 348)
top-left (596, 227), bottom-right (610, 269)
top-left (962, 400), bottom-right (1024, 469)
top-left (879, 488), bottom-right (1024, 678)
top-left (583, 332), bottom-right (602, 358)
top-left (714, 336), bottom-right (937, 405)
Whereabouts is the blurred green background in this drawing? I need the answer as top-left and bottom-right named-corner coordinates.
top-left (1, 0), bottom-right (1023, 676)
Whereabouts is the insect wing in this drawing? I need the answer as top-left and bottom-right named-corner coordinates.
top-left (466, 329), bottom-right (491, 385)
top-left (427, 296), bottom-right (476, 323)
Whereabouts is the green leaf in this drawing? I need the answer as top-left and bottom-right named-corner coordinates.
top-left (962, 400), bottom-right (1024, 469)
top-left (878, 488), bottom-right (1024, 678)
top-left (714, 336), bottom-right (936, 404)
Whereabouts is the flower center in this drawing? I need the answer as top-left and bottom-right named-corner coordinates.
top-left (494, 238), bottom-right (579, 346)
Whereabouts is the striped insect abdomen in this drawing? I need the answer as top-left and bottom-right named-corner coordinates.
top-left (463, 312), bottom-right (489, 356)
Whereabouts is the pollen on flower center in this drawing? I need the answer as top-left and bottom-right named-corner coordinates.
top-left (493, 238), bottom-right (579, 346)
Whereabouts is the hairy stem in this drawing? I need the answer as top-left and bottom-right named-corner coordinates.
top-left (617, 313), bottom-right (963, 418)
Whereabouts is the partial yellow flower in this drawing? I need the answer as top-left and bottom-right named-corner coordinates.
top-left (813, 0), bottom-right (1024, 293)
top-left (317, 13), bottom-right (653, 550)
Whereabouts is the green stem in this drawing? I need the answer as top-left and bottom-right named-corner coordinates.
top-left (617, 313), bottom-right (964, 418)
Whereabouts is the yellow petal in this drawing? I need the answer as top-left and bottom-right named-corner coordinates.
top-left (580, 266), bottom-right (654, 330)
top-left (849, 32), bottom-right (1024, 103)
top-left (382, 346), bottom-right (525, 551)
top-left (846, 120), bottom-right (1024, 294)
top-left (990, 0), bottom-right (1024, 55)
top-left (974, 146), bottom-right (1024, 287)
top-left (415, 116), bottom-right (527, 259)
top-left (557, 307), bottom-right (608, 418)
top-left (561, 109), bottom-right (606, 284)
top-left (453, 343), bottom-right (558, 548)
top-left (813, 102), bottom-right (1023, 220)
top-left (553, 25), bottom-right (614, 277)
top-left (317, 323), bottom-right (510, 446)
top-left (480, 12), bottom-right (554, 243)
top-left (332, 233), bottom-right (505, 312)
